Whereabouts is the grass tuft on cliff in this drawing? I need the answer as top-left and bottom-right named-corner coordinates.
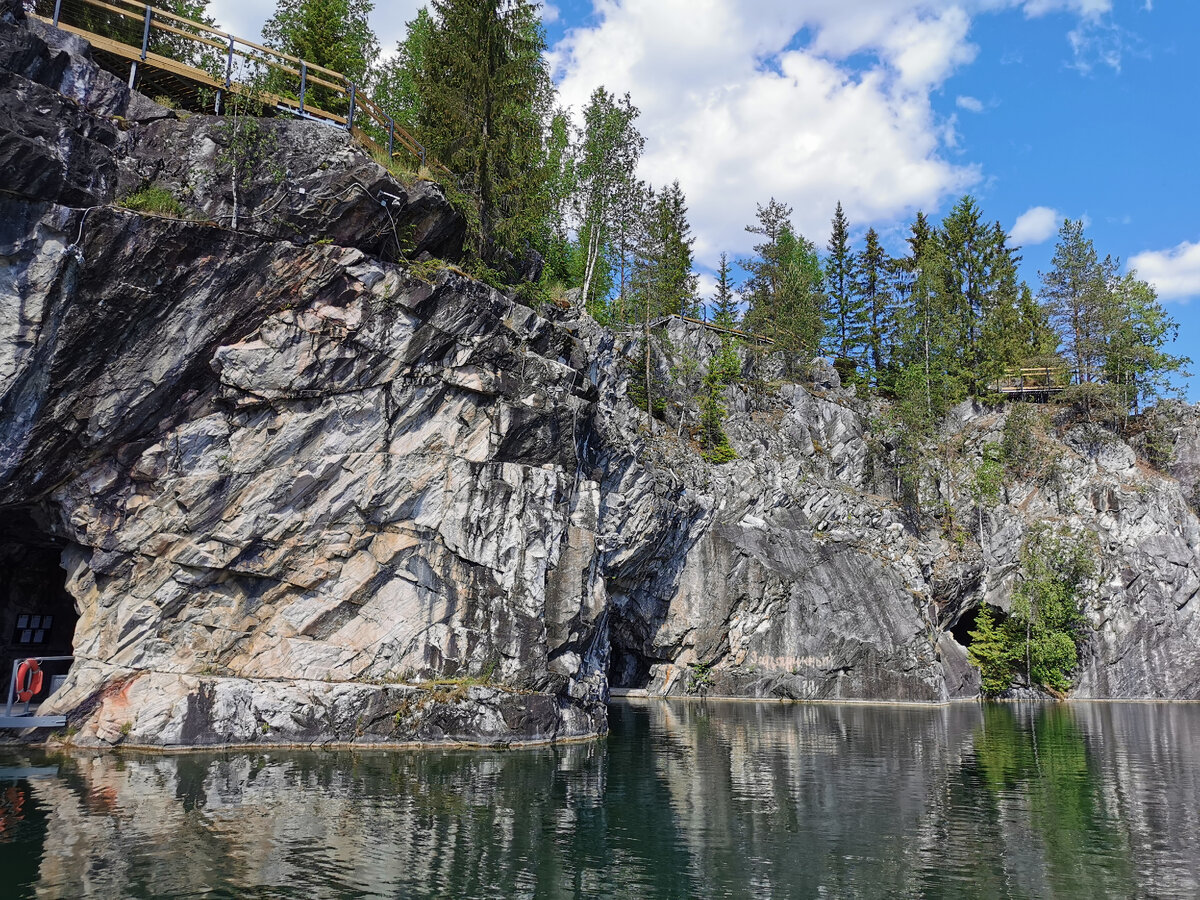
top-left (120, 186), bottom-right (186, 218)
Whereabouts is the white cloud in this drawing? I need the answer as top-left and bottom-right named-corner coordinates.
top-left (542, 3), bottom-right (561, 24)
top-left (549, 1), bottom-right (991, 263)
top-left (549, 1), bottom-right (1111, 266)
top-left (206, 0), bottom-right (423, 53)
top-left (1010, 206), bottom-right (1062, 245)
top-left (956, 95), bottom-right (985, 113)
top-left (1130, 241), bottom-right (1200, 303)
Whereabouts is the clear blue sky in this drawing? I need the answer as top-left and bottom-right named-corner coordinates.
top-left (210, 0), bottom-right (1197, 399)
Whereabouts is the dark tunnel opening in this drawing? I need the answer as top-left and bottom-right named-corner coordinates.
top-left (950, 603), bottom-right (983, 649)
top-left (0, 508), bottom-right (79, 710)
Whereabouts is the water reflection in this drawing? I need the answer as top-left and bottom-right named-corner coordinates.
top-left (0, 701), bottom-right (1197, 898)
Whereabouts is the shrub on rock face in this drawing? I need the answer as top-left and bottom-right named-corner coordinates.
top-left (969, 526), bottom-right (1096, 696)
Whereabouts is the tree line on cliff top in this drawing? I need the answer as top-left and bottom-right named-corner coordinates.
top-left (160, 0), bottom-right (1190, 428)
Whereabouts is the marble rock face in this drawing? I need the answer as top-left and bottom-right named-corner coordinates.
top-left (3, 0), bottom-right (1200, 748)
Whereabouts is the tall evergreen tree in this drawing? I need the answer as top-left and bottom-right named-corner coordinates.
top-left (854, 227), bottom-right (894, 383)
top-left (416, 0), bottom-right (553, 270)
top-left (710, 252), bottom-right (739, 326)
top-left (1102, 272), bottom-right (1190, 421)
top-left (741, 198), bottom-right (825, 353)
top-left (632, 181), bottom-right (698, 320)
top-left (825, 201), bottom-right (866, 365)
top-left (1039, 219), bottom-right (1116, 385)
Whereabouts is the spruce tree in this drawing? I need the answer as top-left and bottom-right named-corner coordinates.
top-left (825, 201), bottom-right (866, 367)
top-left (416, 0), bottom-right (553, 270)
top-left (855, 227), bottom-right (894, 384)
top-left (711, 252), bottom-right (739, 327)
top-left (633, 181), bottom-right (698, 320)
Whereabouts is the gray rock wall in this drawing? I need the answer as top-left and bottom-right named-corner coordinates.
top-left (2, 3), bottom-right (1200, 748)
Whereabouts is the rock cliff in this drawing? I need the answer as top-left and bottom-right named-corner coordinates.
top-left (2, 3), bottom-right (1199, 748)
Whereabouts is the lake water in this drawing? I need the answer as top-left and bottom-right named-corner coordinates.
top-left (1, 700), bottom-right (1198, 898)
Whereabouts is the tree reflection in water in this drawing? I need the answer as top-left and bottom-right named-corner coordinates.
top-left (0, 700), bottom-right (1196, 898)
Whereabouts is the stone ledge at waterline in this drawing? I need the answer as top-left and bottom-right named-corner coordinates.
top-left (2, 0), bottom-right (1200, 749)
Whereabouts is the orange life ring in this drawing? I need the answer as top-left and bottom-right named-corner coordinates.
top-left (15, 658), bottom-right (42, 704)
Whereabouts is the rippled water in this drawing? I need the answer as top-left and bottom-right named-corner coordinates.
top-left (1, 700), bottom-right (1198, 898)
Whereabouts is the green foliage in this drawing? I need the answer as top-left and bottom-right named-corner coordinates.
top-left (415, 0), bottom-right (553, 274)
top-left (216, 83), bottom-right (282, 231)
top-left (371, 7), bottom-right (433, 132)
top-left (1001, 403), bottom-right (1042, 477)
top-left (710, 252), bottom-right (739, 326)
top-left (573, 88), bottom-right (644, 312)
top-left (263, 0), bottom-right (379, 91)
top-left (967, 605), bottom-right (1013, 696)
top-left (968, 526), bottom-right (1095, 695)
top-left (119, 185), bottom-right (185, 217)
top-left (699, 339), bottom-right (741, 463)
top-left (632, 181), bottom-right (699, 321)
top-left (686, 662), bottom-right (714, 695)
top-left (971, 442), bottom-right (1004, 507)
top-left (741, 199), bottom-right (826, 356)
top-left (825, 201), bottom-right (868, 374)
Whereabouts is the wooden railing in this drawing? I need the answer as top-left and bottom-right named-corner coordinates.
top-left (29, 0), bottom-right (446, 172)
top-left (994, 366), bottom-right (1069, 395)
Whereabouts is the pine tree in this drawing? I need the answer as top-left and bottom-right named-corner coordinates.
top-left (710, 252), bottom-right (739, 326)
top-left (1039, 219), bottom-right (1114, 386)
top-left (416, 0), bottom-right (553, 270)
top-left (1102, 272), bottom-right (1191, 421)
top-left (741, 199), bottom-right (825, 355)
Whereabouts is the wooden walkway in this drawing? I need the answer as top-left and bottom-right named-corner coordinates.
top-left (31, 0), bottom-right (444, 172)
top-left (994, 366), bottom-right (1068, 397)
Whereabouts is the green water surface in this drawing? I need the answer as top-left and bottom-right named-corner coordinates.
top-left (0, 700), bottom-right (1197, 898)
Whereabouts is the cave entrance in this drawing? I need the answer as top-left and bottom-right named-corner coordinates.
top-left (950, 604), bottom-right (983, 648)
top-left (606, 611), bottom-right (656, 691)
top-left (0, 509), bottom-right (79, 714)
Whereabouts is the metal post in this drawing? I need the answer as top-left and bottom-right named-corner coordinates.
top-left (129, 5), bottom-right (151, 89)
top-left (52, 0), bottom-right (62, 27)
top-left (299, 61), bottom-right (307, 115)
top-left (224, 35), bottom-right (234, 90)
top-left (347, 83), bottom-right (356, 132)
top-left (4, 660), bottom-right (16, 718)
top-left (387, 116), bottom-right (395, 158)
top-left (140, 5), bottom-right (151, 61)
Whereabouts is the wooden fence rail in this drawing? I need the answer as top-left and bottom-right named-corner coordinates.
top-left (29, 0), bottom-right (448, 173)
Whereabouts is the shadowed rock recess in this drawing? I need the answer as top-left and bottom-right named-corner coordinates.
top-left (2, 3), bottom-right (1200, 748)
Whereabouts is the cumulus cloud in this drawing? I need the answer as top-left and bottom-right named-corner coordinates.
top-left (549, 1), bottom-right (994, 262)
top-left (1010, 206), bottom-right (1062, 245)
top-left (549, 1), bottom-right (1113, 265)
top-left (1130, 241), bottom-right (1200, 303)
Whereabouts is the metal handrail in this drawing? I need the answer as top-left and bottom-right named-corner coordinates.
top-left (4, 655), bottom-right (73, 717)
top-left (33, 0), bottom-right (443, 171)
